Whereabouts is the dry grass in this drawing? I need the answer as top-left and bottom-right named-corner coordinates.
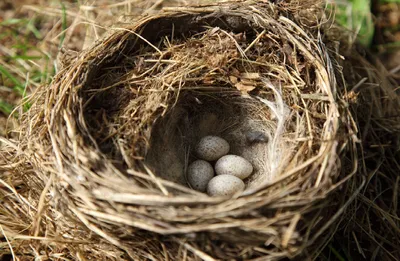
top-left (0, 0), bottom-right (399, 261)
top-left (0, 0), bottom-right (206, 137)
top-left (328, 49), bottom-right (400, 260)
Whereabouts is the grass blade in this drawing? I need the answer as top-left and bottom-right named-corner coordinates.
top-left (0, 100), bottom-right (14, 115)
top-left (0, 65), bottom-right (24, 95)
top-left (59, 3), bottom-right (67, 48)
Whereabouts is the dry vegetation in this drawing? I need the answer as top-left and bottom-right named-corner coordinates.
top-left (0, 0), bottom-right (399, 261)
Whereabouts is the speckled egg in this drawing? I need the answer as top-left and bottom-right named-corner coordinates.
top-left (195, 135), bottom-right (230, 161)
top-left (187, 160), bottom-right (214, 192)
top-left (207, 175), bottom-right (245, 197)
top-left (215, 155), bottom-right (253, 179)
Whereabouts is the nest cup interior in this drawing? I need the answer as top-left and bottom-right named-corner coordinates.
top-left (145, 90), bottom-right (288, 191)
top-left (81, 11), bottom-right (336, 198)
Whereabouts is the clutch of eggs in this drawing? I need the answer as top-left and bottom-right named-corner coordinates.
top-left (188, 135), bottom-right (254, 197)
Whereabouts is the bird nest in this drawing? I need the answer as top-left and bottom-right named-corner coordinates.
top-left (1, 1), bottom-right (367, 260)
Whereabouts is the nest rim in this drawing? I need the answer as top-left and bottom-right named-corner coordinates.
top-left (7, 1), bottom-right (362, 260)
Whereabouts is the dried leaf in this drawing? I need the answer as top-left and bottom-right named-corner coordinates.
top-left (229, 76), bottom-right (238, 84)
top-left (240, 72), bottom-right (260, 79)
top-left (235, 82), bottom-right (256, 93)
top-left (240, 78), bottom-right (257, 85)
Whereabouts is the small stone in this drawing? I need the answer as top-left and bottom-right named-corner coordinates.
top-left (246, 131), bottom-right (268, 144)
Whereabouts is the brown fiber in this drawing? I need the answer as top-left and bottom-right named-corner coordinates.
top-left (1, 1), bottom-right (399, 260)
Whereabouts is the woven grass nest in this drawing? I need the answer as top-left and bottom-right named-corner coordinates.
top-left (2, 1), bottom-right (384, 260)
